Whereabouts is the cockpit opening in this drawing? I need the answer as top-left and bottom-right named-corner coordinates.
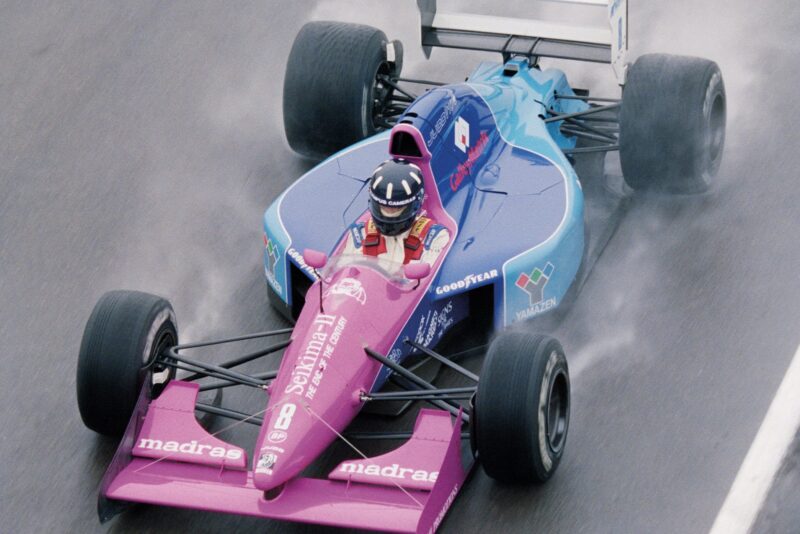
top-left (390, 130), bottom-right (423, 158)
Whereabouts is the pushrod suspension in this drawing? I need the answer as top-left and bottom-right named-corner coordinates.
top-left (182, 338), bottom-right (290, 382)
top-left (364, 392), bottom-right (475, 402)
top-left (166, 348), bottom-right (268, 389)
top-left (346, 431), bottom-right (470, 440)
top-left (554, 94), bottom-right (621, 103)
top-left (561, 127), bottom-right (619, 144)
top-left (562, 116), bottom-right (618, 141)
top-left (365, 347), bottom-right (469, 422)
top-left (377, 75), bottom-right (418, 101)
top-left (563, 144), bottom-right (620, 154)
top-left (199, 370), bottom-right (278, 392)
top-left (172, 327), bottom-right (292, 351)
top-left (404, 339), bottom-right (479, 382)
top-left (366, 386), bottom-right (476, 399)
top-left (397, 77), bottom-right (446, 86)
top-left (163, 361), bottom-right (268, 390)
top-left (544, 103), bottom-right (621, 124)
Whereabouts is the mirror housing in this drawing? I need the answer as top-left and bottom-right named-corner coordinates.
top-left (403, 262), bottom-right (431, 281)
top-left (303, 249), bottom-right (328, 270)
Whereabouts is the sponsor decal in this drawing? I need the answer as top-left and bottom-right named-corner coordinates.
top-left (388, 347), bottom-right (403, 363)
top-left (428, 484), bottom-right (460, 534)
top-left (423, 225), bottom-right (444, 250)
top-left (256, 452), bottom-right (278, 474)
top-left (338, 462), bottom-right (439, 483)
top-left (415, 300), bottom-right (454, 347)
top-left (435, 269), bottom-right (498, 296)
top-left (450, 131), bottom-right (490, 191)
top-left (267, 430), bottom-right (287, 443)
top-left (287, 247), bottom-right (318, 279)
top-left (284, 314), bottom-right (347, 401)
top-left (454, 116), bottom-right (470, 153)
top-left (284, 314), bottom-right (333, 397)
top-left (324, 277), bottom-right (367, 305)
top-left (375, 196), bottom-right (420, 207)
top-left (349, 223), bottom-right (364, 249)
top-left (264, 234), bottom-right (282, 293)
top-left (426, 95), bottom-right (457, 146)
top-left (515, 262), bottom-right (557, 320)
top-left (264, 234), bottom-right (279, 271)
top-left (137, 438), bottom-right (242, 461)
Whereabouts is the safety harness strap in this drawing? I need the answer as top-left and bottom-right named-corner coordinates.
top-left (362, 219), bottom-right (386, 256)
top-left (403, 217), bottom-right (433, 263)
top-left (362, 217), bottom-right (434, 264)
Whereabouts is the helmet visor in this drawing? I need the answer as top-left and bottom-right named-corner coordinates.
top-left (379, 205), bottom-right (407, 218)
top-left (369, 198), bottom-right (417, 236)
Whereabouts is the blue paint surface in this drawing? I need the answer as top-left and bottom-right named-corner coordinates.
top-left (265, 59), bottom-right (588, 328)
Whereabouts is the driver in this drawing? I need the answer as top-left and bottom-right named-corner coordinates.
top-left (343, 158), bottom-right (449, 265)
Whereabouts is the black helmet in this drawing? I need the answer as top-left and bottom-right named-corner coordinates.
top-left (368, 159), bottom-right (424, 236)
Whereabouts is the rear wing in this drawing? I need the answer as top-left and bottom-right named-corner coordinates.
top-left (417, 0), bottom-right (629, 84)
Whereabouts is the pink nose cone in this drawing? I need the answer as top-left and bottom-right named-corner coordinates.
top-left (253, 449), bottom-right (304, 491)
top-left (252, 406), bottom-right (324, 492)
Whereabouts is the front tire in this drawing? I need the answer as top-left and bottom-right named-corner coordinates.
top-left (283, 21), bottom-right (401, 159)
top-left (473, 332), bottom-right (570, 483)
top-left (77, 290), bottom-right (178, 436)
top-left (620, 53), bottom-right (726, 193)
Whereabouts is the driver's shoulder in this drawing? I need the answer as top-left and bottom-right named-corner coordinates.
top-left (423, 223), bottom-right (449, 249)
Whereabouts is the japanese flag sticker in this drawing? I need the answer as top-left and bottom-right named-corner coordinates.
top-left (455, 116), bottom-right (470, 153)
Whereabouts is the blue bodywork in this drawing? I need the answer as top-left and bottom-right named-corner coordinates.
top-left (264, 59), bottom-right (587, 381)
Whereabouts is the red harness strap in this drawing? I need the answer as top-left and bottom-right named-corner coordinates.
top-left (362, 218), bottom-right (386, 256)
top-left (361, 217), bottom-right (434, 264)
top-left (403, 217), bottom-right (433, 264)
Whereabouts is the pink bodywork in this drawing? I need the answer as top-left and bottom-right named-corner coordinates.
top-left (101, 126), bottom-right (471, 532)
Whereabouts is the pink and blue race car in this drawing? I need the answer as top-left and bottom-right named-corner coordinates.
top-left (77, 1), bottom-right (725, 532)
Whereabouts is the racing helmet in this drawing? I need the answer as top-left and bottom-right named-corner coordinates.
top-left (368, 159), bottom-right (424, 236)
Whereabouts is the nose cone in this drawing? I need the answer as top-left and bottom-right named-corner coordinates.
top-left (251, 270), bottom-right (400, 491)
top-left (252, 400), bottom-right (319, 491)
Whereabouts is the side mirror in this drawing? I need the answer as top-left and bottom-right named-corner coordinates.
top-left (403, 262), bottom-right (431, 281)
top-left (303, 249), bottom-right (327, 270)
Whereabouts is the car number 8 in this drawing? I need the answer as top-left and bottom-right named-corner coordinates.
top-left (274, 403), bottom-right (296, 430)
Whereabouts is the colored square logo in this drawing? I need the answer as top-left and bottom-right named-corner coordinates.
top-left (516, 262), bottom-right (555, 306)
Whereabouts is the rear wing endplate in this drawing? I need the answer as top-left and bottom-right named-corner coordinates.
top-left (417, 0), bottom-right (628, 84)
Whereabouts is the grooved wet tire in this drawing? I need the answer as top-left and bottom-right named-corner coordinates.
top-left (283, 21), bottom-right (395, 159)
top-left (620, 53), bottom-right (726, 193)
top-left (474, 332), bottom-right (570, 483)
top-left (77, 290), bottom-right (177, 436)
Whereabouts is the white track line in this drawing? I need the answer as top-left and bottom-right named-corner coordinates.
top-left (709, 343), bottom-right (800, 534)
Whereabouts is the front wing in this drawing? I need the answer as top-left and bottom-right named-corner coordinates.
top-left (99, 381), bottom-right (471, 533)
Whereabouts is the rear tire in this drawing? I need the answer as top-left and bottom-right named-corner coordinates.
top-left (620, 53), bottom-right (726, 193)
top-left (283, 21), bottom-right (401, 159)
top-left (473, 332), bottom-right (570, 483)
top-left (77, 290), bottom-right (177, 436)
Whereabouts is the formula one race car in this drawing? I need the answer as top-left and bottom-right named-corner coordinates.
top-left (77, 1), bottom-right (725, 532)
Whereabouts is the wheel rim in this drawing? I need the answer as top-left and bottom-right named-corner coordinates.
top-left (546, 367), bottom-right (569, 454)
top-left (707, 93), bottom-right (725, 166)
top-left (145, 326), bottom-right (177, 388)
top-left (371, 62), bottom-right (395, 132)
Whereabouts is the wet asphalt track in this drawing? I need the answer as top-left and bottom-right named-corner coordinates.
top-left (2, 1), bottom-right (800, 532)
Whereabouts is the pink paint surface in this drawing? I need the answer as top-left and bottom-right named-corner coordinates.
top-left (132, 381), bottom-right (247, 469)
top-left (105, 407), bottom-right (469, 533)
top-left (329, 409), bottom-right (454, 491)
top-left (251, 127), bottom-right (458, 492)
top-left (102, 124), bottom-right (471, 532)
